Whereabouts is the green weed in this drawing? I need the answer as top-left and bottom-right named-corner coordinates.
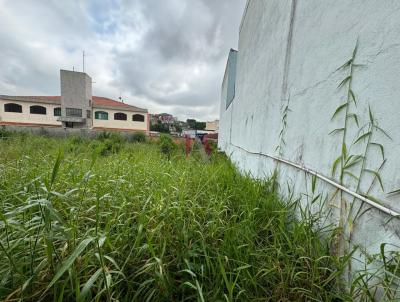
top-left (0, 133), bottom-right (350, 301)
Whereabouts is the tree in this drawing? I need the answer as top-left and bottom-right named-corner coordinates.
top-left (186, 119), bottom-right (196, 129)
top-left (173, 123), bottom-right (182, 133)
top-left (186, 119), bottom-right (206, 130)
top-left (151, 121), bottom-right (170, 133)
top-left (195, 122), bottom-right (206, 130)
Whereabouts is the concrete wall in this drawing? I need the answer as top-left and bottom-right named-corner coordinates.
top-left (93, 109), bottom-right (148, 131)
top-left (60, 70), bottom-right (93, 128)
top-left (220, 0), bottom-right (400, 281)
top-left (0, 99), bottom-right (61, 126)
top-left (0, 124), bottom-right (146, 138)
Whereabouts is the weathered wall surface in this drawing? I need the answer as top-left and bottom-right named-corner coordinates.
top-left (219, 0), bottom-right (400, 280)
top-left (60, 70), bottom-right (93, 128)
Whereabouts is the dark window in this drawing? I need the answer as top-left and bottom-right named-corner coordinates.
top-left (95, 111), bottom-right (108, 120)
top-left (54, 107), bottom-right (61, 116)
top-left (132, 114), bottom-right (145, 122)
top-left (66, 108), bottom-right (82, 117)
top-left (30, 105), bottom-right (46, 115)
top-left (4, 103), bottom-right (22, 113)
top-left (114, 112), bottom-right (127, 121)
top-left (88, 99), bottom-right (92, 107)
top-left (87, 110), bottom-right (91, 119)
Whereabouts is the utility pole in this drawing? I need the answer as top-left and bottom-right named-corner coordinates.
top-left (82, 50), bottom-right (85, 73)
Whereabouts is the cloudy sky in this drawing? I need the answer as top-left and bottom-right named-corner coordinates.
top-left (0, 0), bottom-right (246, 121)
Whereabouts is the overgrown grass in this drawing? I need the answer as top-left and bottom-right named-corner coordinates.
top-left (0, 133), bottom-right (350, 301)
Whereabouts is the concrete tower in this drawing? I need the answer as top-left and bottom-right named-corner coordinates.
top-left (58, 69), bottom-right (92, 128)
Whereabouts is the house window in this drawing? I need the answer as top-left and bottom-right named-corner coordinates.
top-left (30, 105), bottom-right (46, 115)
top-left (66, 108), bottom-right (82, 117)
top-left (54, 107), bottom-right (61, 116)
top-left (114, 112), bottom-right (127, 121)
top-left (4, 103), bottom-right (22, 113)
top-left (132, 114), bottom-right (145, 122)
top-left (87, 110), bottom-right (91, 119)
top-left (88, 99), bottom-right (92, 107)
top-left (95, 111), bottom-right (108, 120)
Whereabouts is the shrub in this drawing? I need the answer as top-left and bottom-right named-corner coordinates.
top-left (96, 131), bottom-right (112, 141)
top-left (0, 126), bottom-right (11, 139)
top-left (159, 134), bottom-right (176, 159)
top-left (91, 132), bottom-right (124, 156)
top-left (129, 132), bottom-right (146, 143)
top-left (97, 131), bottom-right (124, 144)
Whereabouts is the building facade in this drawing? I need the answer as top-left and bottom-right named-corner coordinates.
top-left (219, 0), bottom-right (400, 282)
top-left (0, 70), bottom-right (149, 132)
top-left (205, 120), bottom-right (219, 132)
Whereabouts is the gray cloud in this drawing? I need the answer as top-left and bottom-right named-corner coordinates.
top-left (0, 0), bottom-right (246, 120)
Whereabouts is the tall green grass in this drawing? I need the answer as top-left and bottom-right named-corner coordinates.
top-left (0, 133), bottom-right (350, 301)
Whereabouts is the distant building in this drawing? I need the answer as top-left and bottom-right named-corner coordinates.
top-left (205, 120), bottom-right (219, 132)
top-left (151, 113), bottom-right (176, 125)
top-left (150, 113), bottom-right (179, 133)
top-left (0, 70), bottom-right (149, 132)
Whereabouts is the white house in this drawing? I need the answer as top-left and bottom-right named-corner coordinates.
top-left (0, 70), bottom-right (149, 132)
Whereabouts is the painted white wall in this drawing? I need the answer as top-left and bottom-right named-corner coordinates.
top-left (220, 0), bottom-right (400, 279)
top-left (0, 99), bottom-right (61, 126)
top-left (93, 108), bottom-right (148, 131)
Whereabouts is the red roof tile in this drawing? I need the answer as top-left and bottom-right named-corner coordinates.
top-left (0, 96), bottom-right (61, 104)
top-left (92, 97), bottom-right (146, 112)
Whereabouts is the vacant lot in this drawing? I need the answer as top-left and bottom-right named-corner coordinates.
top-left (0, 133), bottom-right (348, 301)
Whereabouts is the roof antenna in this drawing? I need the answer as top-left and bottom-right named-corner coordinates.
top-left (82, 50), bottom-right (85, 73)
top-left (73, 66), bottom-right (75, 72)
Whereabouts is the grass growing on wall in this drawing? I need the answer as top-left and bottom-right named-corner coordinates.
top-left (0, 133), bottom-right (351, 301)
